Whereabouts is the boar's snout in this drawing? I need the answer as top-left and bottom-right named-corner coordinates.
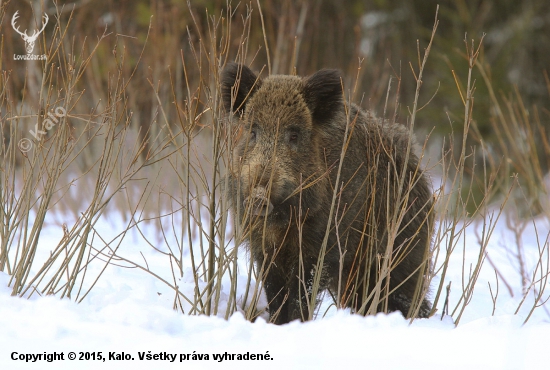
top-left (244, 186), bottom-right (274, 216)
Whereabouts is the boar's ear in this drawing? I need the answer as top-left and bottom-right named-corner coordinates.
top-left (221, 63), bottom-right (260, 115)
top-left (303, 69), bottom-right (343, 126)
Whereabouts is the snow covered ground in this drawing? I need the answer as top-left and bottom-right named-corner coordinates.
top-left (1, 211), bottom-right (549, 369)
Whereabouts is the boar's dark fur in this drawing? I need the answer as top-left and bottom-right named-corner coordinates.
top-left (221, 63), bottom-right (434, 324)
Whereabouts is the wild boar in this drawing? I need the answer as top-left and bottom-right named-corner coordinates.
top-left (221, 63), bottom-right (433, 324)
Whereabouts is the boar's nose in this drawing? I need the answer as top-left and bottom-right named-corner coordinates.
top-left (244, 186), bottom-right (274, 216)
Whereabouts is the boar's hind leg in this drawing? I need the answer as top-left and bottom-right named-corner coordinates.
top-left (387, 292), bottom-right (432, 318)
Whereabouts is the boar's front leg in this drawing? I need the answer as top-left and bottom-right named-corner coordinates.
top-left (262, 260), bottom-right (314, 325)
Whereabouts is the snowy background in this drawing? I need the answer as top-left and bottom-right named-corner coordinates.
top-left (1, 209), bottom-right (549, 370)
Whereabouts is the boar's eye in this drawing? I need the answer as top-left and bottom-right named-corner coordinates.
top-left (287, 129), bottom-right (300, 147)
top-left (245, 124), bottom-right (258, 144)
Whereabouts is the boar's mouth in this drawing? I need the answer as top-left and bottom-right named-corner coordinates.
top-left (243, 186), bottom-right (274, 216)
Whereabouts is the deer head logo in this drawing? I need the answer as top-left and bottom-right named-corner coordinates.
top-left (11, 11), bottom-right (49, 54)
